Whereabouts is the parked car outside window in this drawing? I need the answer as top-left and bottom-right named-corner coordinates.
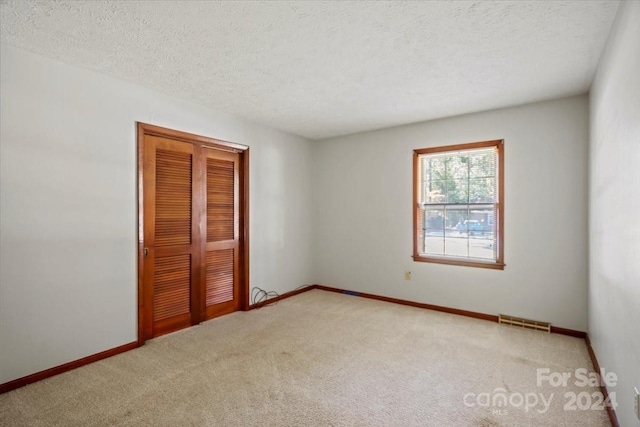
top-left (456, 220), bottom-right (484, 234)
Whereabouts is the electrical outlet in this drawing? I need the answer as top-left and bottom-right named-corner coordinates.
top-left (635, 387), bottom-right (640, 420)
top-left (404, 271), bottom-right (411, 281)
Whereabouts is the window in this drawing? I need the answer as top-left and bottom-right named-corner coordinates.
top-left (413, 140), bottom-right (504, 269)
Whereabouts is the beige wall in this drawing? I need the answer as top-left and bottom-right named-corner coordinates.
top-left (314, 95), bottom-right (590, 331)
top-left (589, 1), bottom-right (640, 425)
top-left (0, 44), bottom-right (315, 383)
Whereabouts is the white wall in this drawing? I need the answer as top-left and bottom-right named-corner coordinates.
top-left (0, 44), bottom-right (314, 384)
top-left (314, 95), bottom-right (589, 331)
top-left (589, 2), bottom-right (640, 426)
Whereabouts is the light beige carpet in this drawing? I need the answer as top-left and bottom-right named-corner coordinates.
top-left (0, 289), bottom-right (610, 426)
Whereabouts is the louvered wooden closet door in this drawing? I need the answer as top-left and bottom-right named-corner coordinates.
top-left (202, 149), bottom-right (240, 320)
top-left (139, 123), bottom-right (247, 342)
top-left (142, 136), bottom-right (200, 338)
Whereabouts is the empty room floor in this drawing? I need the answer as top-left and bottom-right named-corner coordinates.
top-left (0, 290), bottom-right (609, 426)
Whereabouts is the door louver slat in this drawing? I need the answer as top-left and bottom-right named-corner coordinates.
top-left (153, 255), bottom-right (191, 321)
top-left (155, 149), bottom-right (192, 247)
top-left (207, 158), bottom-right (235, 242)
top-left (206, 249), bottom-right (234, 306)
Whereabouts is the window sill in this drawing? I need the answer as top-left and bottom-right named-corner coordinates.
top-left (412, 255), bottom-right (505, 270)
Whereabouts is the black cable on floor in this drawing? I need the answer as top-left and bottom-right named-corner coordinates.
top-left (251, 287), bottom-right (280, 308)
top-left (251, 284), bottom-right (314, 308)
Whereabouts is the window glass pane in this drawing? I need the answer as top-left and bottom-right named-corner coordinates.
top-left (469, 236), bottom-right (496, 260)
top-left (424, 209), bottom-right (445, 234)
top-left (424, 235), bottom-right (444, 255)
top-left (469, 149), bottom-right (495, 179)
top-left (422, 208), bottom-right (444, 255)
top-left (447, 207), bottom-right (469, 234)
top-left (425, 180), bottom-right (446, 203)
top-left (445, 179), bottom-right (469, 204)
top-left (423, 155), bottom-right (446, 181)
top-left (445, 236), bottom-right (468, 257)
top-left (467, 207), bottom-right (494, 235)
top-left (469, 177), bottom-right (495, 203)
top-left (445, 153), bottom-right (469, 181)
top-left (416, 208), bottom-right (425, 253)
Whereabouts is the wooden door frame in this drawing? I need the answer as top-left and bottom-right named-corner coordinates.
top-left (136, 122), bottom-right (250, 345)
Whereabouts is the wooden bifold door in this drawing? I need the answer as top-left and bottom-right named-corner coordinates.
top-left (137, 123), bottom-right (248, 342)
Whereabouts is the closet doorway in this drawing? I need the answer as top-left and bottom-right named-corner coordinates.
top-left (137, 123), bottom-right (249, 343)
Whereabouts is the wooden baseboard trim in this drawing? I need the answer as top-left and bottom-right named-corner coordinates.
top-left (314, 284), bottom-right (498, 322)
top-left (550, 325), bottom-right (586, 339)
top-left (313, 285), bottom-right (587, 339)
top-left (0, 341), bottom-right (139, 395)
top-left (585, 334), bottom-right (619, 427)
top-left (249, 285), bottom-right (316, 309)
top-left (1, 285), bottom-right (315, 394)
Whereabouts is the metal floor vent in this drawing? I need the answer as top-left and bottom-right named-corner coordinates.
top-left (498, 314), bottom-right (551, 333)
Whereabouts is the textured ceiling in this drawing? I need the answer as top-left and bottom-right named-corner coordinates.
top-left (0, 1), bottom-right (619, 140)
